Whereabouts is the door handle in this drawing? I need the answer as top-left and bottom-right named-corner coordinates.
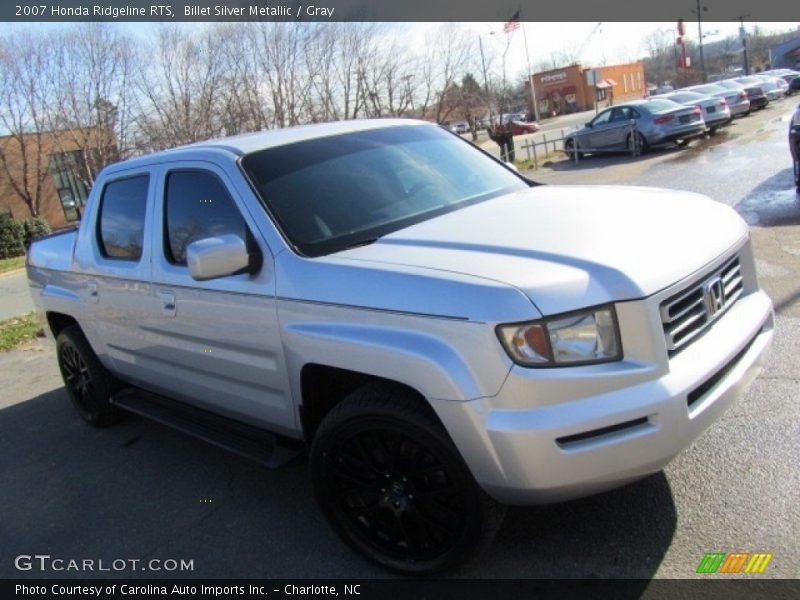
top-left (158, 290), bottom-right (176, 317)
top-left (87, 281), bottom-right (98, 304)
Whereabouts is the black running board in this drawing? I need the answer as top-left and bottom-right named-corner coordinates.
top-left (110, 388), bottom-right (304, 468)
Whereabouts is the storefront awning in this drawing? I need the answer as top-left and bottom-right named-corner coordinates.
top-left (595, 78), bottom-right (617, 89)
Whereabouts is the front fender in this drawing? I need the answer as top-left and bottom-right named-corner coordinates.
top-left (281, 321), bottom-right (498, 402)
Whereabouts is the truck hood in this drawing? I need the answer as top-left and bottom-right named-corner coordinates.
top-left (337, 185), bottom-right (749, 316)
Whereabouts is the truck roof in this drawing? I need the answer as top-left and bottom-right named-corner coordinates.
top-left (106, 118), bottom-right (427, 174)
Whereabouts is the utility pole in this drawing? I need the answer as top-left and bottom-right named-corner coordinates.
top-left (478, 35), bottom-right (492, 123)
top-left (736, 15), bottom-right (751, 75)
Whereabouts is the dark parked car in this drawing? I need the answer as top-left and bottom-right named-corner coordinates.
top-left (717, 79), bottom-right (769, 110)
top-left (791, 103), bottom-right (800, 190)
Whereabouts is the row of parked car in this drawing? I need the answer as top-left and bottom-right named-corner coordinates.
top-left (564, 70), bottom-right (800, 159)
top-left (448, 113), bottom-right (541, 137)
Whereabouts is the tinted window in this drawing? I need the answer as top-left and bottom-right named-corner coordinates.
top-left (241, 125), bottom-right (528, 257)
top-left (591, 110), bottom-right (612, 126)
top-left (98, 175), bottom-right (149, 260)
top-left (165, 171), bottom-right (250, 265)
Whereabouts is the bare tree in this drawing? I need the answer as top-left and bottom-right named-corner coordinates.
top-left (417, 24), bottom-right (475, 123)
top-left (641, 27), bottom-right (676, 87)
top-left (47, 24), bottom-right (136, 188)
top-left (134, 26), bottom-right (226, 151)
top-left (250, 22), bottom-right (315, 128)
top-left (531, 49), bottom-right (581, 74)
top-left (0, 30), bottom-right (53, 217)
top-left (206, 24), bottom-right (270, 136)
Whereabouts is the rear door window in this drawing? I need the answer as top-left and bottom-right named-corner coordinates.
top-left (97, 175), bottom-right (150, 260)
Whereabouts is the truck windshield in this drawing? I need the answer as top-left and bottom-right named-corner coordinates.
top-left (241, 124), bottom-right (528, 257)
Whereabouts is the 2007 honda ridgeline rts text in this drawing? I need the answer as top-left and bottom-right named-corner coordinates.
top-left (27, 119), bottom-right (773, 573)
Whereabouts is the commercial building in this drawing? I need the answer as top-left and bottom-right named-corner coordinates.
top-left (769, 36), bottom-right (800, 70)
top-left (530, 62), bottom-right (647, 117)
top-left (0, 129), bottom-right (110, 230)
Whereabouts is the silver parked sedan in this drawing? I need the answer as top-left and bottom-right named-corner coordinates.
top-left (659, 90), bottom-right (732, 132)
top-left (564, 98), bottom-right (706, 157)
top-left (686, 83), bottom-right (751, 117)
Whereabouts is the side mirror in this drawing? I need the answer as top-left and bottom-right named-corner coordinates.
top-left (506, 162), bottom-right (520, 173)
top-left (187, 234), bottom-right (257, 281)
top-left (585, 122), bottom-right (594, 128)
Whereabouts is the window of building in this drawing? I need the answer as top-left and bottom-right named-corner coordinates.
top-left (49, 151), bottom-right (90, 222)
top-left (637, 71), bottom-right (643, 90)
top-left (97, 175), bottom-right (149, 260)
top-left (623, 73), bottom-right (629, 93)
top-left (164, 170), bottom-right (251, 265)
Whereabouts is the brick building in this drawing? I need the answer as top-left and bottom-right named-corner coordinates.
top-left (0, 128), bottom-right (111, 230)
top-left (530, 62), bottom-right (647, 117)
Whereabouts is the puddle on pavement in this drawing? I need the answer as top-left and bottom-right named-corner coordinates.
top-left (667, 131), bottom-right (741, 161)
top-left (755, 258), bottom-right (792, 278)
top-left (735, 185), bottom-right (800, 227)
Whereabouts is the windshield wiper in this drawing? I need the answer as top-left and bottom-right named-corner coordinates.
top-left (337, 237), bottom-right (382, 252)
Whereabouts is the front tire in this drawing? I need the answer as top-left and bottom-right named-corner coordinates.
top-left (675, 138), bottom-right (691, 148)
top-left (310, 383), bottom-right (504, 574)
top-left (794, 157), bottom-right (800, 191)
top-left (56, 326), bottom-right (123, 427)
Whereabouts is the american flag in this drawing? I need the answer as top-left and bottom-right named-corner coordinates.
top-left (504, 10), bottom-right (520, 33)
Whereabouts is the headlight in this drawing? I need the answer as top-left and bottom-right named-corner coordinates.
top-left (496, 306), bottom-right (622, 367)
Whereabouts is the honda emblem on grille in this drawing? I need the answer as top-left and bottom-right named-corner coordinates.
top-left (704, 277), bottom-right (726, 317)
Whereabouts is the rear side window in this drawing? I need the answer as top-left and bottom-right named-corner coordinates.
top-left (98, 175), bottom-right (150, 260)
top-left (164, 170), bottom-right (250, 265)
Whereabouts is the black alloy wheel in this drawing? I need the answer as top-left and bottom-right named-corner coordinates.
top-left (56, 326), bottom-right (122, 427)
top-left (310, 384), bottom-right (503, 574)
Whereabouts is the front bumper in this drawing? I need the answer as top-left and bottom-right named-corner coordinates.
top-left (435, 285), bottom-right (773, 505)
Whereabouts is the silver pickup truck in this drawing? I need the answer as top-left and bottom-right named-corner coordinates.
top-left (27, 119), bottom-right (774, 574)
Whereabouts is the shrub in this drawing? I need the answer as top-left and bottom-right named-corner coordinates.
top-left (20, 216), bottom-right (51, 248)
top-left (0, 213), bottom-right (25, 259)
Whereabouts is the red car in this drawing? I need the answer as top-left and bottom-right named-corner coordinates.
top-left (510, 120), bottom-right (540, 135)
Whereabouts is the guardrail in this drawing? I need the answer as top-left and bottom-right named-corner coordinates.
top-left (516, 120), bottom-right (641, 168)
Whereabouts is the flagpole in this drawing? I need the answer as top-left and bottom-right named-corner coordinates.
top-left (521, 21), bottom-right (540, 123)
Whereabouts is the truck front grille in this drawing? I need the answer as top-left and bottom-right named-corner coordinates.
top-left (660, 255), bottom-right (743, 356)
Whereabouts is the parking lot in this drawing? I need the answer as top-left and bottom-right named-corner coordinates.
top-left (1, 100), bottom-right (799, 580)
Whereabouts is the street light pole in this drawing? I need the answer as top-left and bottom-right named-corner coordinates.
top-left (695, 0), bottom-right (707, 83)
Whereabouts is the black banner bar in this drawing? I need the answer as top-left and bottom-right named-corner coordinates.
top-left (3, 0), bottom-right (799, 22)
top-left (5, 579), bottom-right (800, 600)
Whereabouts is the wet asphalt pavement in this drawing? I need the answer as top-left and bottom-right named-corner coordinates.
top-left (1, 101), bottom-right (799, 581)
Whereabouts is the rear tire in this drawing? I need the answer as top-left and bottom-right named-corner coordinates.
top-left (626, 132), bottom-right (647, 155)
top-left (564, 139), bottom-right (583, 159)
top-left (56, 326), bottom-right (123, 427)
top-left (309, 383), bottom-right (505, 574)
